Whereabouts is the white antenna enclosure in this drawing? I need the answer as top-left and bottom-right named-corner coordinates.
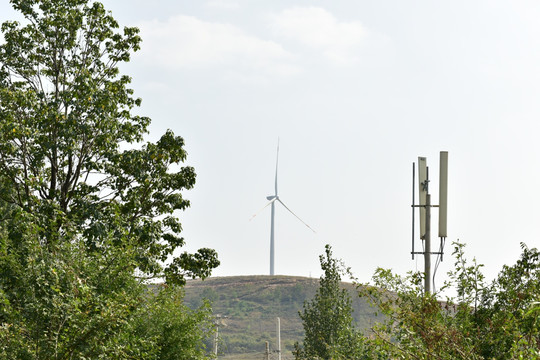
top-left (417, 157), bottom-right (427, 240)
top-left (438, 151), bottom-right (448, 238)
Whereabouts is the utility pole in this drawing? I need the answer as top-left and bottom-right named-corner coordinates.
top-left (276, 317), bottom-right (282, 360)
top-left (424, 193), bottom-right (431, 294)
top-left (264, 341), bottom-right (270, 360)
top-left (214, 325), bottom-right (219, 356)
top-left (213, 314), bottom-right (228, 357)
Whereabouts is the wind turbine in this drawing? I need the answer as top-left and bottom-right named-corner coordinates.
top-left (251, 140), bottom-right (315, 276)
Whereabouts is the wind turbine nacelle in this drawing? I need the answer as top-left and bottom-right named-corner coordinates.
top-left (266, 195), bottom-right (276, 201)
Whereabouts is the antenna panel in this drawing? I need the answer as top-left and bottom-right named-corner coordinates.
top-left (438, 151), bottom-right (448, 238)
top-left (418, 157), bottom-right (427, 239)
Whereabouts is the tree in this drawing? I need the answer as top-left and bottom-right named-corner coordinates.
top-left (358, 241), bottom-right (540, 359)
top-left (294, 245), bottom-right (366, 359)
top-left (130, 286), bottom-right (216, 360)
top-left (296, 242), bottom-right (540, 359)
top-left (0, 0), bottom-right (219, 358)
top-left (0, 0), bottom-right (218, 285)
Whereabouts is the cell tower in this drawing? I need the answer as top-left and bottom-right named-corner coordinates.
top-left (411, 151), bottom-right (448, 294)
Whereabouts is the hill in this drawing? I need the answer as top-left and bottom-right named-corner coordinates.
top-left (182, 275), bottom-right (379, 359)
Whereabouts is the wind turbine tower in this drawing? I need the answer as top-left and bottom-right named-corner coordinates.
top-left (251, 140), bottom-right (315, 276)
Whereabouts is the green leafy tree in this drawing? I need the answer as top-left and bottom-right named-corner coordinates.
top-left (479, 243), bottom-right (540, 358)
top-left (0, 0), bottom-right (218, 285)
top-left (358, 241), bottom-right (540, 359)
top-left (294, 245), bottom-right (366, 360)
top-left (296, 242), bottom-right (540, 359)
top-left (130, 286), bottom-right (216, 360)
top-left (0, 0), bottom-right (219, 358)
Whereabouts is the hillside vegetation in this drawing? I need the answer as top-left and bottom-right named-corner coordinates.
top-left (182, 275), bottom-right (378, 358)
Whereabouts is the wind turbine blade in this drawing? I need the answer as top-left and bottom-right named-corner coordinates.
top-left (249, 198), bottom-right (276, 221)
top-left (277, 199), bottom-right (316, 233)
top-left (274, 139), bottom-right (280, 195)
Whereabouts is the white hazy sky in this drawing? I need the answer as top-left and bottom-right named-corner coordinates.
top-left (2, 1), bottom-right (540, 288)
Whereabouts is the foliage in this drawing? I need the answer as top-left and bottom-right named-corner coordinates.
top-left (131, 286), bottom-right (216, 360)
top-left (0, 217), bottom-right (150, 359)
top-left (293, 242), bottom-right (540, 359)
top-left (294, 245), bottom-right (367, 360)
top-left (0, 0), bottom-right (219, 358)
top-left (358, 241), bottom-right (540, 359)
top-left (0, 0), bottom-right (218, 286)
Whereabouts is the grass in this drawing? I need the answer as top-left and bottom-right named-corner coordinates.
top-left (182, 275), bottom-right (378, 358)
